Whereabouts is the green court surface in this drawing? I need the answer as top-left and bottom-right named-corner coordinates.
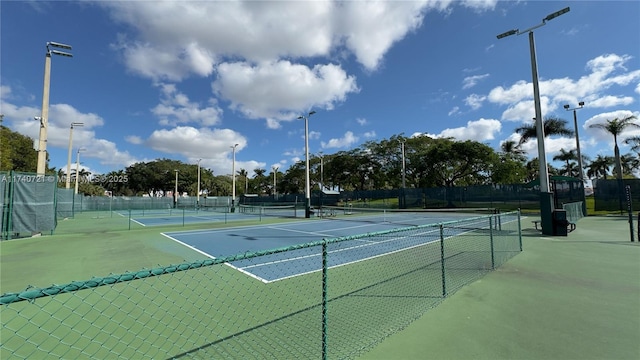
top-left (0, 211), bottom-right (291, 293)
top-left (1, 213), bottom-right (638, 359)
top-left (360, 215), bottom-right (640, 360)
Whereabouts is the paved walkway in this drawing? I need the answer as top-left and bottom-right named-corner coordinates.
top-left (360, 215), bottom-right (640, 360)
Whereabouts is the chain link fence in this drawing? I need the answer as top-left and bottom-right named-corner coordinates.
top-left (1, 211), bottom-right (521, 359)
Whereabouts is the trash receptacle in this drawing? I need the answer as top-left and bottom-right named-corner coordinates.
top-left (553, 209), bottom-right (568, 236)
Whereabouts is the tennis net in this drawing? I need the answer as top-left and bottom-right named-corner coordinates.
top-left (318, 205), bottom-right (500, 228)
top-left (238, 204), bottom-right (298, 218)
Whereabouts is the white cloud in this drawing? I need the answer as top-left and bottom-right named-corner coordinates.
top-left (102, 1), bottom-right (439, 78)
top-left (635, 83), bottom-right (640, 94)
top-left (462, 73), bottom-right (489, 89)
top-left (464, 94), bottom-right (486, 110)
top-left (213, 60), bottom-right (359, 125)
top-left (152, 83), bottom-right (223, 126)
top-left (588, 95), bottom-right (635, 108)
top-left (487, 54), bottom-right (640, 122)
top-left (363, 131), bottom-right (377, 139)
top-left (145, 126), bottom-right (248, 175)
top-left (501, 96), bottom-right (552, 122)
top-left (321, 131), bottom-right (358, 149)
top-left (0, 87), bottom-right (139, 168)
top-left (433, 118), bottom-right (501, 142)
top-left (125, 135), bottom-right (143, 145)
top-left (356, 117), bottom-right (368, 126)
top-left (448, 106), bottom-right (460, 116)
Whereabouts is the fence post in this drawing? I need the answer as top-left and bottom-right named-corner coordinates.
top-left (489, 217), bottom-right (495, 270)
top-left (321, 240), bottom-right (328, 360)
top-left (440, 224), bottom-right (446, 298)
top-left (626, 185), bottom-right (634, 242)
top-left (518, 209), bottom-right (523, 251)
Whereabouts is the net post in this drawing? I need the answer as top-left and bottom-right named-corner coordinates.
top-left (439, 224), bottom-right (447, 297)
top-left (518, 209), bottom-right (523, 251)
top-left (489, 216), bottom-right (495, 270)
top-left (321, 240), bottom-right (328, 360)
top-left (128, 208), bottom-right (131, 230)
top-left (183, 208), bottom-right (186, 227)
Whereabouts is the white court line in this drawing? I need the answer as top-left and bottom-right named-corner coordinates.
top-left (129, 218), bottom-right (146, 227)
top-left (160, 233), bottom-right (267, 283)
top-left (267, 225), bottom-right (335, 238)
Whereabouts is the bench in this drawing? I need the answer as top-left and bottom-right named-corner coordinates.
top-left (532, 219), bottom-right (576, 232)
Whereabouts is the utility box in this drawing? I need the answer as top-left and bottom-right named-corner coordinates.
top-left (553, 209), bottom-right (568, 236)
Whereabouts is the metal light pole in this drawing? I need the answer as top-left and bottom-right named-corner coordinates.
top-left (564, 101), bottom-right (587, 216)
top-left (319, 153), bottom-right (324, 191)
top-left (174, 169), bottom-right (179, 208)
top-left (298, 111), bottom-right (316, 218)
top-left (74, 148), bottom-right (85, 194)
top-left (230, 144), bottom-right (239, 212)
top-left (66, 122), bottom-right (83, 188)
top-left (272, 166), bottom-right (279, 197)
top-left (37, 42), bottom-right (73, 175)
top-left (400, 140), bottom-right (406, 189)
top-left (196, 159), bottom-right (201, 208)
top-left (400, 140), bottom-right (407, 209)
top-left (498, 6), bottom-right (570, 235)
top-left (563, 102), bottom-right (585, 181)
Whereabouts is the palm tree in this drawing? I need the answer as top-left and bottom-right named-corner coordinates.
top-left (552, 148), bottom-right (578, 177)
top-left (623, 135), bottom-right (640, 154)
top-left (500, 140), bottom-right (526, 161)
top-left (237, 168), bottom-right (248, 193)
top-left (620, 153), bottom-right (640, 176)
top-left (514, 116), bottom-right (574, 146)
top-left (586, 154), bottom-right (614, 180)
top-left (589, 115), bottom-right (639, 181)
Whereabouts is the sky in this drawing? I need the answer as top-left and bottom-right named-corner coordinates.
top-left (1, 0), bottom-right (639, 180)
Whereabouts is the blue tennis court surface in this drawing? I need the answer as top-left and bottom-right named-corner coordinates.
top-left (162, 216), bottom-right (490, 283)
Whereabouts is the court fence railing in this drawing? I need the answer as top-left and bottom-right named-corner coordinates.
top-left (1, 210), bottom-right (522, 360)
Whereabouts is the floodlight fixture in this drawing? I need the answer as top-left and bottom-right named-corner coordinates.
top-left (50, 49), bottom-right (73, 58)
top-left (563, 104), bottom-right (570, 109)
top-left (48, 41), bottom-right (72, 50)
top-left (578, 101), bottom-right (584, 107)
top-left (497, 29), bottom-right (518, 39)
top-left (544, 7), bottom-right (570, 22)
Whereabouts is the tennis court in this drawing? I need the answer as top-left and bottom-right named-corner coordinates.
top-left (115, 204), bottom-right (302, 227)
top-left (1, 207), bottom-right (521, 359)
top-left (163, 208), bottom-right (508, 282)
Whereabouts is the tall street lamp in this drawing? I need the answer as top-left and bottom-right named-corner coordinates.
top-left (174, 169), bottom-right (179, 209)
top-left (400, 140), bottom-right (407, 209)
top-left (37, 41), bottom-right (73, 175)
top-left (272, 166), bottom-right (279, 197)
top-left (230, 144), bottom-right (239, 212)
top-left (298, 111), bottom-right (316, 218)
top-left (318, 152), bottom-right (324, 191)
top-left (66, 122), bottom-right (83, 188)
top-left (564, 101), bottom-right (587, 216)
top-left (74, 148), bottom-right (85, 195)
top-left (196, 159), bottom-right (202, 208)
top-left (497, 6), bottom-right (570, 235)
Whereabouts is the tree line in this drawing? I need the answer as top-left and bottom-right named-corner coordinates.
top-left (1, 114), bottom-right (638, 197)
